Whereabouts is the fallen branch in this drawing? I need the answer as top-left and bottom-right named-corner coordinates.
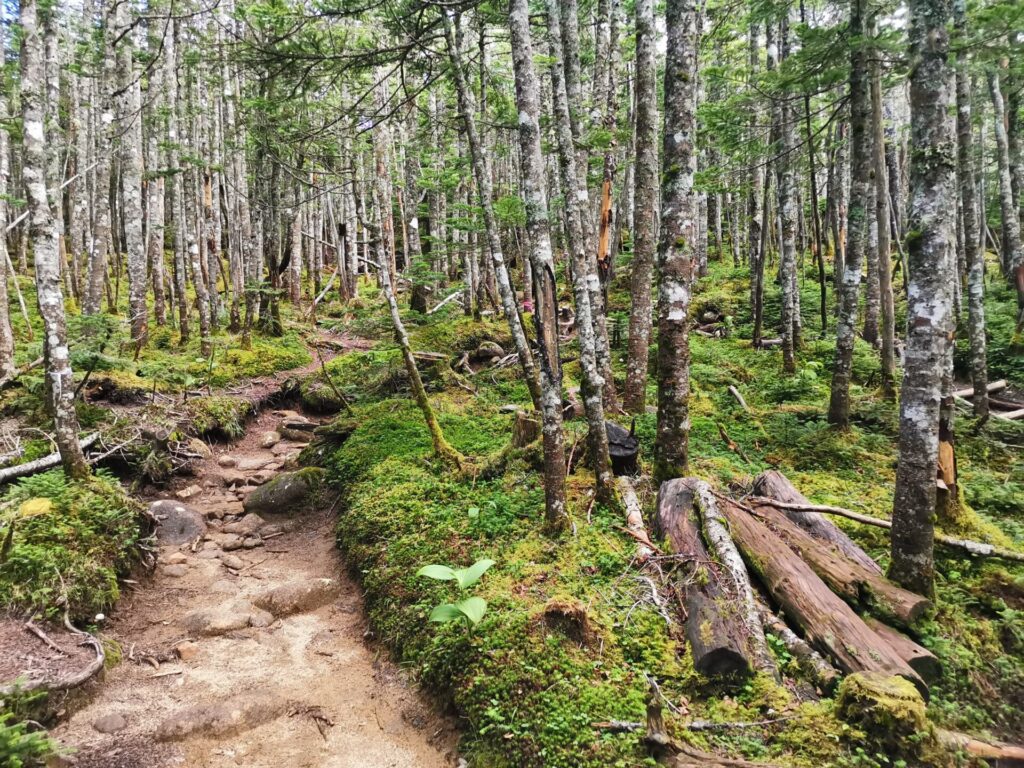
top-left (0, 356), bottom-right (43, 390)
top-left (936, 729), bottom-right (1024, 766)
top-left (0, 433), bottom-right (100, 485)
top-left (617, 476), bottom-right (654, 562)
top-left (727, 385), bottom-right (749, 412)
top-left (313, 344), bottom-right (355, 416)
top-left (758, 607), bottom-right (837, 692)
top-left (953, 379), bottom-right (1006, 399)
top-left (747, 496), bottom-right (1024, 563)
top-left (427, 289), bottom-right (464, 315)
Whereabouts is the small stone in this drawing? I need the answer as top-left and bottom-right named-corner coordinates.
top-left (271, 443), bottom-right (300, 457)
top-left (197, 549), bottom-right (222, 560)
top-left (163, 564), bottom-right (188, 578)
top-left (92, 713), bottom-right (128, 734)
top-left (188, 438), bottom-right (213, 459)
top-left (242, 536), bottom-right (263, 549)
top-left (259, 431), bottom-right (281, 448)
top-left (176, 484), bottom-right (202, 500)
top-left (175, 641), bottom-right (200, 661)
top-left (164, 552), bottom-right (188, 565)
top-left (210, 580), bottom-right (235, 593)
top-left (217, 455), bottom-right (238, 468)
top-left (253, 579), bottom-right (340, 617)
top-left (222, 513), bottom-right (265, 536)
top-left (218, 470), bottom-right (248, 488)
top-left (218, 534), bottom-right (245, 551)
top-left (221, 554), bottom-right (245, 570)
top-left (248, 608), bottom-right (274, 628)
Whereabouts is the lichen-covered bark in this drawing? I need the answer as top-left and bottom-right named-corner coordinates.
top-left (954, 0), bottom-right (988, 418)
top-left (20, 0), bottom-right (88, 479)
top-left (508, 0), bottom-right (568, 530)
top-left (777, 18), bottom-right (798, 375)
top-left (889, 0), bottom-right (957, 598)
top-left (872, 61), bottom-right (896, 397)
top-left (653, 0), bottom-right (698, 482)
top-left (623, 0), bottom-right (658, 413)
top-left (546, 0), bottom-right (613, 500)
top-left (0, 7), bottom-right (16, 380)
top-left (115, 1), bottom-right (148, 354)
top-left (828, 0), bottom-right (872, 428)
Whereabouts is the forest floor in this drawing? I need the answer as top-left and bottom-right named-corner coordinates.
top-left (1, 331), bottom-right (458, 767)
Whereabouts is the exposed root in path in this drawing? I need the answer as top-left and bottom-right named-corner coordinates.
top-left (50, 406), bottom-right (457, 768)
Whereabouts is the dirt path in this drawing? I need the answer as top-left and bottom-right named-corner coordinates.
top-left (50, 406), bottom-right (456, 768)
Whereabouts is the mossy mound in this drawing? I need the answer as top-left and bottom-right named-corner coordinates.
top-left (0, 470), bottom-right (145, 620)
top-left (185, 396), bottom-right (252, 440)
top-left (836, 673), bottom-right (932, 758)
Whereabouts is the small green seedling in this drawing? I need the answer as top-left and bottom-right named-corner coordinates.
top-left (417, 558), bottom-right (495, 627)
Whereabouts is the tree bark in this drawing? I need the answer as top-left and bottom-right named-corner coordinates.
top-left (20, 0), bottom-right (89, 479)
top-left (987, 69), bottom-right (1024, 326)
top-left (890, 0), bottom-right (957, 597)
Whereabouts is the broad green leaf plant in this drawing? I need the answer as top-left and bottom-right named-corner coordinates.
top-left (416, 558), bottom-right (495, 628)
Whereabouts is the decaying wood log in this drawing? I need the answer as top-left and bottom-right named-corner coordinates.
top-left (710, 491), bottom-right (927, 693)
top-left (685, 480), bottom-right (777, 678)
top-left (953, 379), bottom-right (1007, 398)
top-left (656, 480), bottom-right (753, 678)
top-left (511, 410), bottom-right (541, 448)
top-left (753, 470), bottom-right (881, 573)
top-left (758, 607), bottom-right (838, 692)
top-left (864, 617), bottom-right (942, 685)
top-left (619, 476), bottom-right (655, 562)
top-left (748, 499), bottom-right (930, 628)
top-left (997, 407), bottom-right (1024, 419)
top-left (0, 433), bottom-right (100, 485)
top-left (749, 497), bottom-right (1024, 563)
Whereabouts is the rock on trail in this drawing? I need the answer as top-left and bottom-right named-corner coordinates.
top-left (51, 407), bottom-right (455, 768)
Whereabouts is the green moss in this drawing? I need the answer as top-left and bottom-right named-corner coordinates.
top-left (185, 396), bottom-right (252, 439)
top-left (0, 470), bottom-right (144, 620)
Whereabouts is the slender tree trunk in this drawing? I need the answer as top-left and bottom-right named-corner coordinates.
top-left (777, 18), bottom-right (798, 374)
top-left (509, 0), bottom-right (568, 530)
top-left (872, 59), bottom-right (896, 397)
top-left (84, 5), bottom-right (115, 316)
top-left (623, 0), bottom-right (657, 413)
top-left (546, 0), bottom-right (613, 501)
top-left (828, 0), bottom-right (872, 428)
top-left (0, 6), bottom-right (16, 379)
top-left (116, 1), bottom-right (148, 354)
top-left (654, 0), bottom-right (699, 482)
top-left (441, 14), bottom-right (542, 410)
top-left (954, 0), bottom-right (988, 418)
top-left (20, 0), bottom-right (88, 479)
top-left (889, 0), bottom-right (957, 598)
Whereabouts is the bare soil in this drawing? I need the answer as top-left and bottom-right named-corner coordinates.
top-left (43, 404), bottom-right (457, 767)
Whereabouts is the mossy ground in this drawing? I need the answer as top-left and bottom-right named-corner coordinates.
top-left (308, 259), bottom-right (1024, 768)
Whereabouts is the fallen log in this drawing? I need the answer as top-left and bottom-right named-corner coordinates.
top-left (0, 433), bottom-right (101, 485)
top-left (656, 480), bottom-right (753, 678)
top-left (753, 471), bottom-right (882, 574)
top-left (936, 729), bottom-right (1024, 767)
top-left (864, 617), bottom-right (942, 685)
top-left (748, 500), bottom-right (930, 628)
top-left (996, 407), bottom-right (1024, 419)
top-left (758, 607), bottom-right (838, 692)
top-left (748, 497), bottom-right (1024, 564)
top-left (619, 476), bottom-right (654, 562)
top-left (953, 379), bottom-right (1007, 398)
top-left (685, 480), bottom-right (777, 679)
top-left (727, 385), bottom-right (749, 413)
top-left (710, 490), bottom-right (926, 694)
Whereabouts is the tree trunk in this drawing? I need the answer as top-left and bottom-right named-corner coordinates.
top-left (653, 0), bottom-right (698, 482)
top-left (777, 18), bottom-right (798, 374)
top-left (987, 69), bottom-right (1024, 325)
top-left (872, 60), bottom-right (896, 397)
top-left (0, 6), bottom-right (16, 380)
top-left (20, 0), bottom-right (88, 479)
top-left (828, 0), bottom-right (872, 428)
top-left (508, 0), bottom-right (568, 531)
top-left (890, 0), bottom-right (957, 598)
top-left (623, 0), bottom-right (658, 413)
top-left (546, 0), bottom-right (613, 501)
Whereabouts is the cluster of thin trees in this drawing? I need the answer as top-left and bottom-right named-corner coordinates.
top-left (4, 0), bottom-right (1023, 596)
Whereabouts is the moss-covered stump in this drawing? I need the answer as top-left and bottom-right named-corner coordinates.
top-left (242, 468), bottom-right (325, 516)
top-left (836, 672), bottom-right (932, 757)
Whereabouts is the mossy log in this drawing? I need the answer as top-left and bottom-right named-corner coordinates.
top-left (748, 499), bottom-right (930, 628)
top-left (752, 470), bottom-right (881, 574)
top-left (712, 493), bottom-right (927, 695)
top-left (864, 617), bottom-right (942, 685)
top-left (656, 480), bottom-right (755, 679)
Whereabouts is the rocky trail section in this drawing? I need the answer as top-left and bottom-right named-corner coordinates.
top-left (47, 405), bottom-right (455, 767)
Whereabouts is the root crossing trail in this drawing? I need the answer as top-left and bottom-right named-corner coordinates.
top-left (52, 406), bottom-right (455, 768)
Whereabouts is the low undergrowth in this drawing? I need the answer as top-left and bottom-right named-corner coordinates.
top-left (312, 261), bottom-right (1024, 767)
top-left (0, 469), bottom-right (145, 621)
